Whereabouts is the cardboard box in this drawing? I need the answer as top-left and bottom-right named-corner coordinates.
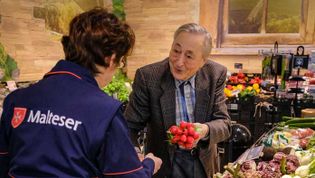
top-left (301, 108), bottom-right (315, 117)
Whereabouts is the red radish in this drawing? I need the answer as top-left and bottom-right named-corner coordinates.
top-left (180, 135), bottom-right (187, 142)
top-left (171, 138), bottom-right (177, 144)
top-left (185, 143), bottom-right (193, 149)
top-left (169, 125), bottom-right (178, 135)
top-left (177, 128), bottom-right (183, 135)
top-left (193, 132), bottom-right (199, 139)
top-left (180, 121), bottom-right (187, 129)
top-left (182, 129), bottom-right (188, 136)
top-left (186, 136), bottom-right (194, 144)
top-left (186, 122), bottom-right (193, 128)
top-left (188, 127), bottom-right (195, 136)
top-left (167, 121), bottom-right (200, 149)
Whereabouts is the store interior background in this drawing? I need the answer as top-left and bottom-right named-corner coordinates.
top-left (2, 0), bottom-right (315, 172)
top-left (1, 0), bottom-right (314, 82)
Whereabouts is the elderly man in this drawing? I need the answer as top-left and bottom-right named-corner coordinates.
top-left (125, 23), bottom-right (231, 178)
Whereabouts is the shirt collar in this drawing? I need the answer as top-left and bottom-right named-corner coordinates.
top-left (44, 60), bottom-right (99, 87)
top-left (175, 75), bottom-right (196, 89)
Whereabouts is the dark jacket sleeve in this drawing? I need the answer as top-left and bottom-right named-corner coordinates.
top-left (99, 110), bottom-right (154, 178)
top-left (124, 69), bottom-right (151, 146)
top-left (0, 96), bottom-right (13, 177)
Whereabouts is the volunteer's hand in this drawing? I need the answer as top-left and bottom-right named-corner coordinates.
top-left (137, 153), bottom-right (145, 161)
top-left (145, 153), bottom-right (162, 174)
top-left (134, 147), bottom-right (145, 161)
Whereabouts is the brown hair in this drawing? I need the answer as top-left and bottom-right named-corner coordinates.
top-left (62, 8), bottom-right (135, 75)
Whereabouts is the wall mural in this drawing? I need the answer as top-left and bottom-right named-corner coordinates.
top-left (0, 43), bottom-right (19, 82)
top-left (33, 0), bottom-right (104, 35)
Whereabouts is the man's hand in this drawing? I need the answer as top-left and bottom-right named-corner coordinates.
top-left (145, 153), bottom-right (162, 175)
top-left (193, 123), bottom-right (209, 145)
top-left (178, 122), bottom-right (209, 150)
top-left (193, 123), bottom-right (209, 139)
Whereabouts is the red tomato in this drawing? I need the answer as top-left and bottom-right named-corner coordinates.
top-left (299, 138), bottom-right (309, 149)
top-left (306, 128), bottom-right (314, 137)
top-left (237, 72), bottom-right (245, 79)
top-left (298, 129), bottom-right (310, 139)
top-left (227, 85), bottom-right (233, 90)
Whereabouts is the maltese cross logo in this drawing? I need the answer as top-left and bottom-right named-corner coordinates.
top-left (11, 107), bottom-right (27, 128)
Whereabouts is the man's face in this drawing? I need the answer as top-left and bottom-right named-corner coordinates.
top-left (169, 32), bottom-right (206, 81)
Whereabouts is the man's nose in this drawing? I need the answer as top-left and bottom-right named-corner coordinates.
top-left (175, 54), bottom-right (185, 67)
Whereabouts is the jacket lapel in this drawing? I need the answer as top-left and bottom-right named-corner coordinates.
top-left (160, 69), bottom-right (176, 131)
top-left (194, 70), bottom-right (211, 123)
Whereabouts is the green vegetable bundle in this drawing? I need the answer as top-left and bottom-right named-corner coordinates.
top-left (295, 158), bottom-right (315, 177)
top-left (102, 69), bottom-right (132, 103)
top-left (280, 116), bottom-right (315, 129)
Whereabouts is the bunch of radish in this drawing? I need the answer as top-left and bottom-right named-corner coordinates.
top-left (167, 121), bottom-right (200, 149)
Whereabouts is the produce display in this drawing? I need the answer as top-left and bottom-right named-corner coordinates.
top-left (224, 83), bottom-right (261, 99)
top-left (228, 72), bottom-right (248, 84)
top-left (214, 117), bottom-right (315, 178)
top-left (167, 121), bottom-right (200, 149)
top-left (227, 72), bottom-right (262, 85)
top-left (102, 69), bottom-right (132, 103)
top-left (225, 72), bottom-right (262, 100)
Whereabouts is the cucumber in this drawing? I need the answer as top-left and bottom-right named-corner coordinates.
top-left (282, 116), bottom-right (293, 121)
top-left (285, 117), bottom-right (315, 125)
top-left (287, 122), bottom-right (315, 129)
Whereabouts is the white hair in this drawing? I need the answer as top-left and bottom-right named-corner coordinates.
top-left (174, 23), bottom-right (212, 58)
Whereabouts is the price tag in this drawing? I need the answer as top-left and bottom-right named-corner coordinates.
top-left (235, 145), bottom-right (264, 164)
top-left (229, 103), bottom-right (238, 110)
top-left (6, 80), bottom-right (17, 92)
top-left (246, 145), bottom-right (264, 160)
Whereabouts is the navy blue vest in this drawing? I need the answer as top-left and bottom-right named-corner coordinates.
top-left (0, 60), bottom-right (154, 177)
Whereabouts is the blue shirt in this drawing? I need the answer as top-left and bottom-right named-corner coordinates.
top-left (175, 76), bottom-right (196, 124)
top-left (0, 60), bottom-right (154, 178)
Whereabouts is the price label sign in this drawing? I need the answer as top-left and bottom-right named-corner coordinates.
top-left (6, 80), bottom-right (17, 92)
top-left (235, 145), bottom-right (264, 164)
